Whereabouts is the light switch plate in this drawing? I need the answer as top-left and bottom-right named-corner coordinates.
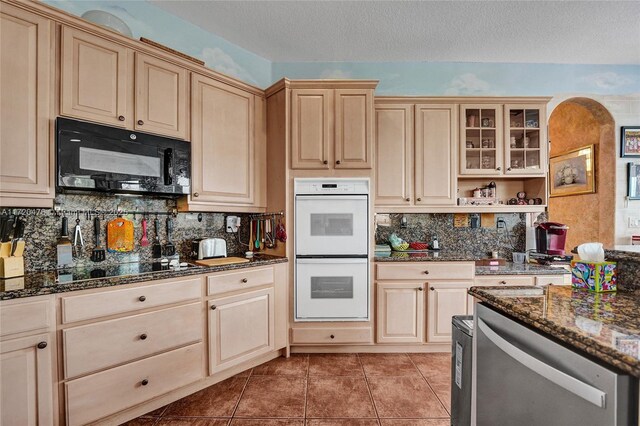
top-left (629, 217), bottom-right (640, 228)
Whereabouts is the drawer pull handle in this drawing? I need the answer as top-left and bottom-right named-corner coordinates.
top-left (424, 270), bottom-right (429, 275)
top-left (336, 160), bottom-right (341, 165)
top-left (499, 280), bottom-right (507, 285)
top-left (118, 115), bottom-right (125, 121)
top-left (417, 287), bottom-right (424, 291)
top-left (430, 286), bottom-right (435, 291)
top-left (141, 379), bottom-right (149, 386)
top-left (496, 167), bottom-right (502, 171)
top-left (417, 198), bottom-right (422, 201)
top-left (405, 197), bottom-right (410, 201)
top-left (137, 120), bottom-right (144, 126)
top-left (139, 296), bottom-right (146, 302)
top-left (241, 278), bottom-right (248, 283)
top-left (330, 334), bottom-right (335, 339)
top-left (37, 341), bottom-right (47, 349)
top-left (211, 305), bottom-right (217, 310)
top-left (323, 160), bottom-right (328, 165)
top-left (140, 334), bottom-right (148, 340)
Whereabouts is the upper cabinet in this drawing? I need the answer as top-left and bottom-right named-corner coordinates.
top-left (61, 27), bottom-right (133, 128)
top-left (459, 103), bottom-right (547, 176)
top-left (61, 28), bottom-right (189, 139)
top-left (134, 53), bottom-right (188, 139)
top-left (374, 102), bottom-right (457, 209)
top-left (0, 4), bottom-right (54, 207)
top-left (290, 82), bottom-right (376, 169)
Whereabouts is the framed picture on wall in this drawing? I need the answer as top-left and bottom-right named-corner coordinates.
top-left (621, 126), bottom-right (640, 157)
top-left (549, 145), bottom-right (595, 197)
top-left (628, 163), bottom-right (640, 200)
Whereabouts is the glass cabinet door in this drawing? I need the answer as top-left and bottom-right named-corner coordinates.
top-left (504, 105), bottom-right (546, 175)
top-left (460, 105), bottom-right (503, 175)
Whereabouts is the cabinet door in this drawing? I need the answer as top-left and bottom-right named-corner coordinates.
top-left (291, 89), bottom-right (332, 169)
top-left (61, 27), bottom-right (133, 127)
top-left (0, 5), bottom-right (52, 202)
top-left (208, 288), bottom-right (274, 374)
top-left (504, 104), bottom-right (546, 176)
top-left (0, 334), bottom-right (53, 426)
top-left (335, 89), bottom-right (373, 169)
top-left (191, 74), bottom-right (254, 204)
top-left (134, 53), bottom-right (188, 139)
top-left (376, 282), bottom-right (424, 343)
top-left (374, 104), bottom-right (413, 206)
top-left (459, 105), bottom-right (503, 175)
top-left (415, 104), bottom-right (457, 205)
top-left (426, 282), bottom-right (471, 343)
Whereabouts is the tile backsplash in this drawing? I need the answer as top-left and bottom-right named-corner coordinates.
top-left (375, 213), bottom-right (529, 259)
top-left (10, 194), bottom-right (254, 272)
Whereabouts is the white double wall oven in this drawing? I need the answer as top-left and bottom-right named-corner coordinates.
top-left (294, 178), bottom-right (370, 321)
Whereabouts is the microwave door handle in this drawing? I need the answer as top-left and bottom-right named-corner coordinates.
top-left (164, 148), bottom-right (173, 185)
top-left (477, 319), bottom-right (606, 408)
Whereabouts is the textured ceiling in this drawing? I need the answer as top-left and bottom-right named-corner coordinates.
top-left (150, 1), bottom-right (640, 64)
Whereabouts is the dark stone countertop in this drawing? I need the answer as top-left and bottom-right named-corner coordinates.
top-left (0, 255), bottom-right (288, 300)
top-left (469, 285), bottom-right (640, 378)
top-left (375, 251), bottom-right (567, 275)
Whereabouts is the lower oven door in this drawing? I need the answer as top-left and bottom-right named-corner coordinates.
top-left (295, 257), bottom-right (369, 322)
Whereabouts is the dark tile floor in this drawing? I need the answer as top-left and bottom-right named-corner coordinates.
top-left (124, 353), bottom-right (451, 426)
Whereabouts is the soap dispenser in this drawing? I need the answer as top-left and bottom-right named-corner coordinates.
top-left (432, 235), bottom-right (439, 250)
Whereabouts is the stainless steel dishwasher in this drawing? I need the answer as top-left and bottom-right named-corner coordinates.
top-left (451, 315), bottom-right (473, 426)
top-left (475, 303), bottom-right (638, 426)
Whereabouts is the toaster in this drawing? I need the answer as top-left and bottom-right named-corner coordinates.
top-left (191, 238), bottom-right (227, 260)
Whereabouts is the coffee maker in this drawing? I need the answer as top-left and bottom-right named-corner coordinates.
top-left (529, 222), bottom-right (573, 265)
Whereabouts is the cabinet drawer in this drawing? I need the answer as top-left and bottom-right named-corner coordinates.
top-left (376, 262), bottom-right (475, 281)
top-left (63, 303), bottom-right (202, 379)
top-left (207, 267), bottom-right (274, 296)
top-left (65, 342), bottom-right (203, 426)
top-left (0, 297), bottom-right (53, 338)
top-left (61, 277), bottom-right (202, 324)
top-left (475, 276), bottom-right (534, 287)
top-left (535, 275), bottom-right (569, 286)
top-left (291, 327), bottom-right (372, 344)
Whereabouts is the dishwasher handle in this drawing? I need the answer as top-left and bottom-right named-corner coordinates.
top-left (477, 319), bottom-right (606, 408)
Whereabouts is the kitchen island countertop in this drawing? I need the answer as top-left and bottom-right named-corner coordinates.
top-left (469, 285), bottom-right (640, 378)
top-left (0, 255), bottom-right (288, 300)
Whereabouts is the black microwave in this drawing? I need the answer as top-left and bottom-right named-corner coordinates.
top-left (56, 118), bottom-right (191, 196)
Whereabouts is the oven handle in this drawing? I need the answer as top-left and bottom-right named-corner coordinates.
top-left (295, 195), bottom-right (368, 201)
top-left (477, 319), bottom-right (606, 408)
top-left (296, 257), bottom-right (368, 264)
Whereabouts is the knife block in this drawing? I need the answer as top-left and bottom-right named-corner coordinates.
top-left (0, 256), bottom-right (24, 278)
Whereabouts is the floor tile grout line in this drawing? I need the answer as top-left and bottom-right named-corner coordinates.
top-left (357, 352), bottom-right (382, 423)
top-left (229, 372), bottom-right (252, 420)
top-left (304, 353), bottom-right (310, 420)
top-left (407, 353), bottom-right (451, 416)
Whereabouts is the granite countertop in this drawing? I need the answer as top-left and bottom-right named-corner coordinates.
top-left (0, 255), bottom-right (288, 300)
top-left (375, 251), bottom-right (567, 275)
top-left (469, 285), bottom-right (640, 378)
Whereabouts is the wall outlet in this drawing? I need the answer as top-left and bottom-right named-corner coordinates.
top-left (226, 216), bottom-right (241, 233)
top-left (629, 217), bottom-right (640, 228)
top-left (496, 217), bottom-right (507, 229)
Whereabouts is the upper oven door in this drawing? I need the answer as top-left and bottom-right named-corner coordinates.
top-left (295, 195), bottom-right (369, 256)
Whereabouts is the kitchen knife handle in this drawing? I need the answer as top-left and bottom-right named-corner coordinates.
top-left (61, 217), bottom-right (69, 238)
top-left (94, 217), bottom-right (101, 245)
top-left (154, 219), bottom-right (160, 238)
top-left (166, 217), bottom-right (173, 239)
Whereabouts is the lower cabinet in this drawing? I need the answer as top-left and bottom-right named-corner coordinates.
top-left (0, 333), bottom-right (54, 426)
top-left (208, 287), bottom-right (275, 374)
top-left (426, 282), bottom-right (472, 343)
top-left (376, 282), bottom-right (425, 344)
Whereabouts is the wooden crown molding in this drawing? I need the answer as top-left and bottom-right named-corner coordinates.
top-left (375, 96), bottom-right (553, 104)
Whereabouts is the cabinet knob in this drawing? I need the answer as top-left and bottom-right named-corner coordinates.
top-left (193, 192), bottom-right (199, 197)
top-left (118, 115), bottom-right (125, 121)
top-left (139, 295), bottom-right (146, 302)
top-left (330, 334), bottom-right (335, 339)
top-left (241, 278), bottom-right (248, 283)
top-left (211, 305), bottom-right (217, 310)
top-left (417, 198), bottom-right (422, 201)
top-left (37, 341), bottom-right (47, 349)
top-left (336, 160), bottom-right (341, 165)
top-left (405, 198), bottom-right (410, 202)
top-left (496, 167), bottom-right (502, 171)
top-left (507, 167), bottom-right (512, 171)
top-left (430, 286), bottom-right (435, 291)
top-left (137, 120), bottom-right (144, 125)
top-left (499, 280), bottom-right (507, 285)
top-left (141, 379), bottom-right (149, 386)
top-left (323, 160), bottom-right (328, 165)
top-left (140, 334), bottom-right (148, 340)
top-left (424, 270), bottom-right (429, 275)
top-left (417, 287), bottom-right (424, 291)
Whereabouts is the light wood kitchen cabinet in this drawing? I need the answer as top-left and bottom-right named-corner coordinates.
top-left (0, 3), bottom-right (53, 207)
top-left (426, 282), bottom-right (472, 343)
top-left (190, 73), bottom-right (255, 205)
top-left (503, 104), bottom-right (547, 175)
top-left (374, 104), bottom-right (413, 206)
top-left (61, 26), bottom-right (133, 128)
top-left (459, 104), bottom-right (503, 175)
top-left (208, 287), bottom-right (275, 374)
top-left (1, 333), bottom-right (54, 426)
top-left (290, 83), bottom-right (376, 170)
top-left (376, 282), bottom-right (424, 343)
top-left (134, 53), bottom-right (188, 139)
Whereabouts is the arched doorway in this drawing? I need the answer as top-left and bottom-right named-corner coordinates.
top-left (548, 97), bottom-right (616, 251)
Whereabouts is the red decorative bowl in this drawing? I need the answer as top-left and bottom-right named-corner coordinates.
top-left (409, 242), bottom-right (429, 250)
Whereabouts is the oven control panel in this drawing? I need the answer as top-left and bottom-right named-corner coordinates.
top-left (294, 178), bottom-right (369, 195)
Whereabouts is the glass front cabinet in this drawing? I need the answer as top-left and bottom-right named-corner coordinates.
top-left (459, 103), bottom-right (547, 176)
